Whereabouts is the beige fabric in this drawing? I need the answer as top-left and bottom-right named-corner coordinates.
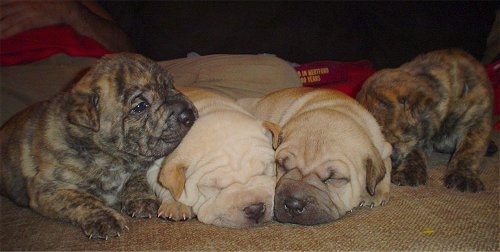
top-left (159, 54), bottom-right (301, 99)
top-left (0, 54), bottom-right (97, 125)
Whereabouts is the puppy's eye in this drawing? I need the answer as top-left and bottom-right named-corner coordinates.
top-left (374, 95), bottom-right (393, 109)
top-left (131, 101), bottom-right (150, 114)
top-left (322, 172), bottom-right (349, 186)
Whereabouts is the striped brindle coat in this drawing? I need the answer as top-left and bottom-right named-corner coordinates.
top-left (0, 53), bottom-right (197, 239)
top-left (357, 49), bottom-right (494, 192)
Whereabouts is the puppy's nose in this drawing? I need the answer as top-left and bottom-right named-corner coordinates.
top-left (166, 101), bottom-right (197, 127)
top-left (178, 108), bottom-right (196, 127)
top-left (243, 203), bottom-right (265, 222)
top-left (284, 197), bottom-right (305, 215)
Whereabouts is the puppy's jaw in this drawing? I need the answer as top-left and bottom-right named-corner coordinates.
top-left (274, 180), bottom-right (338, 225)
top-left (194, 177), bottom-right (275, 228)
top-left (205, 202), bottom-right (274, 228)
top-left (274, 169), bottom-right (340, 225)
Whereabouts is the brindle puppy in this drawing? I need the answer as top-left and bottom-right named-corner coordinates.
top-left (0, 53), bottom-right (197, 239)
top-left (356, 49), bottom-right (494, 192)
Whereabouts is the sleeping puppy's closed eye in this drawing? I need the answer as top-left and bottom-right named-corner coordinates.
top-left (238, 87), bottom-right (392, 225)
top-left (148, 88), bottom-right (280, 228)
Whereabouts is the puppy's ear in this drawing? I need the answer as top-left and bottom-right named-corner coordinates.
top-left (67, 76), bottom-right (100, 132)
top-left (68, 93), bottom-right (100, 132)
top-left (158, 162), bottom-right (187, 200)
top-left (262, 121), bottom-right (281, 150)
top-left (365, 156), bottom-right (386, 196)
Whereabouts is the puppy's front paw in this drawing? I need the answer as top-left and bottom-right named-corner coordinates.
top-left (391, 168), bottom-right (427, 186)
top-left (82, 209), bottom-right (128, 240)
top-left (158, 201), bottom-right (194, 221)
top-left (445, 172), bottom-right (484, 192)
top-left (391, 150), bottom-right (427, 186)
top-left (122, 198), bottom-right (159, 218)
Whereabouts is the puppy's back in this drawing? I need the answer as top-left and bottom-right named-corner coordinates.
top-left (179, 87), bottom-right (252, 118)
top-left (0, 101), bottom-right (50, 206)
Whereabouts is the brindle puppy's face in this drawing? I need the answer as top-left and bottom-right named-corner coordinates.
top-left (356, 69), bottom-right (438, 168)
top-left (68, 53), bottom-right (197, 162)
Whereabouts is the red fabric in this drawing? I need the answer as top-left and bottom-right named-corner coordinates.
top-left (295, 60), bottom-right (375, 98)
top-left (485, 60), bottom-right (500, 116)
top-left (298, 59), bottom-right (499, 116)
top-left (0, 24), bottom-right (111, 66)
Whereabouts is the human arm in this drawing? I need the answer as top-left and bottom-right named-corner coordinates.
top-left (0, 0), bottom-right (135, 52)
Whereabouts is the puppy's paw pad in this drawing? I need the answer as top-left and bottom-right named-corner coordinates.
top-left (158, 201), bottom-right (194, 221)
top-left (122, 198), bottom-right (159, 218)
top-left (81, 209), bottom-right (128, 240)
top-left (445, 173), bottom-right (484, 192)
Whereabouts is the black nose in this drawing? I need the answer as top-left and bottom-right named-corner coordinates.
top-left (243, 203), bottom-right (265, 222)
top-left (178, 108), bottom-right (196, 127)
top-left (165, 100), bottom-right (197, 127)
top-left (284, 197), bottom-right (305, 215)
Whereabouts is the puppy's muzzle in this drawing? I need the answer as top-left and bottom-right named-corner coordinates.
top-left (163, 99), bottom-right (197, 131)
top-left (274, 169), bottom-right (336, 225)
top-left (243, 202), bottom-right (266, 223)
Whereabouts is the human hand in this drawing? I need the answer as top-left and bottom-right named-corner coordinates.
top-left (0, 0), bottom-right (79, 39)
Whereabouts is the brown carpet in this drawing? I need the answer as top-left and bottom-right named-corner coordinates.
top-left (1, 129), bottom-right (498, 251)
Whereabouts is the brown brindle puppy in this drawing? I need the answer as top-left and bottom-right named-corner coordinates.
top-left (0, 53), bottom-right (197, 239)
top-left (356, 49), bottom-right (494, 192)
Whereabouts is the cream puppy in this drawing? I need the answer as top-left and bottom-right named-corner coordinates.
top-left (147, 88), bottom-right (280, 228)
top-left (238, 87), bottom-right (392, 225)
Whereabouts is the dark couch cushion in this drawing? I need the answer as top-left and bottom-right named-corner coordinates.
top-left (102, 2), bottom-right (496, 69)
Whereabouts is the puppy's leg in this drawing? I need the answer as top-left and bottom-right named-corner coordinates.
top-left (120, 173), bottom-right (159, 218)
top-left (391, 149), bottom-right (428, 186)
top-left (444, 119), bottom-right (491, 192)
top-left (28, 178), bottom-right (127, 240)
top-left (158, 199), bottom-right (194, 221)
top-left (147, 161), bottom-right (193, 221)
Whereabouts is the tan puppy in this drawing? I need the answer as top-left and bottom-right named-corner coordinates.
top-left (147, 88), bottom-right (280, 228)
top-left (0, 53), bottom-right (197, 239)
top-left (356, 49), bottom-right (494, 192)
top-left (238, 87), bottom-right (392, 225)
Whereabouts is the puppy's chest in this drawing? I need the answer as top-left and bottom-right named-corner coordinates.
top-left (69, 160), bottom-right (139, 205)
top-left (91, 171), bottom-right (131, 205)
